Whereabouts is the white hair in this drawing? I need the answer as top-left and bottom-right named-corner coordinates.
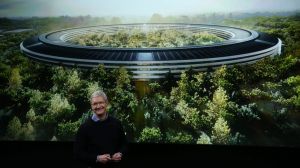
top-left (90, 90), bottom-right (108, 102)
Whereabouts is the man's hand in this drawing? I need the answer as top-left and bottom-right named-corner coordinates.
top-left (97, 154), bottom-right (111, 164)
top-left (111, 152), bottom-right (122, 162)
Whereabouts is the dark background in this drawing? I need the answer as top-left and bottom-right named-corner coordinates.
top-left (1, 141), bottom-right (299, 167)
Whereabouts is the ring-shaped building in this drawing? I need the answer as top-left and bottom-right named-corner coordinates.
top-left (20, 24), bottom-right (282, 80)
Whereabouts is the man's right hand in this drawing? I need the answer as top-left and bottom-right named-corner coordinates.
top-left (97, 154), bottom-right (111, 164)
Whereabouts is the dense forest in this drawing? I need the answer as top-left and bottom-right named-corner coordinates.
top-left (0, 14), bottom-right (299, 146)
top-left (70, 29), bottom-right (223, 48)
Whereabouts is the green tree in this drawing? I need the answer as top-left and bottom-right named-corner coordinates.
top-left (237, 103), bottom-right (261, 121)
top-left (9, 68), bottom-right (22, 88)
top-left (286, 75), bottom-right (300, 107)
top-left (26, 108), bottom-right (37, 122)
top-left (28, 90), bottom-right (50, 115)
top-left (8, 68), bottom-right (22, 95)
top-left (52, 67), bottom-right (82, 95)
top-left (66, 70), bottom-right (81, 92)
top-left (175, 100), bottom-right (201, 129)
top-left (51, 68), bottom-right (85, 112)
top-left (46, 93), bottom-right (75, 123)
top-left (138, 127), bottom-right (162, 143)
top-left (52, 67), bottom-right (83, 93)
top-left (212, 65), bottom-right (245, 96)
top-left (197, 132), bottom-right (212, 144)
top-left (108, 67), bottom-right (137, 140)
top-left (86, 81), bottom-right (102, 101)
top-left (211, 117), bottom-right (231, 144)
top-left (5, 116), bottom-right (22, 140)
top-left (277, 55), bottom-right (298, 79)
top-left (170, 68), bottom-right (196, 102)
top-left (89, 64), bottom-right (114, 89)
top-left (52, 66), bottom-right (68, 91)
top-left (21, 61), bottom-right (53, 91)
top-left (166, 130), bottom-right (194, 144)
top-left (57, 120), bottom-right (80, 141)
top-left (115, 67), bottom-right (131, 90)
top-left (205, 87), bottom-right (230, 122)
top-left (31, 93), bottom-right (75, 140)
top-left (19, 121), bottom-right (35, 140)
top-left (213, 65), bottom-right (232, 91)
top-left (5, 116), bottom-right (36, 140)
top-left (142, 93), bottom-right (170, 128)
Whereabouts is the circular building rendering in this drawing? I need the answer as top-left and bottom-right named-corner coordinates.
top-left (20, 24), bottom-right (282, 80)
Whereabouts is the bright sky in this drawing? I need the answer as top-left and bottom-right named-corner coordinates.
top-left (0, 0), bottom-right (299, 17)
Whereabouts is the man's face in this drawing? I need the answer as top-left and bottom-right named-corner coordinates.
top-left (91, 96), bottom-right (107, 116)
